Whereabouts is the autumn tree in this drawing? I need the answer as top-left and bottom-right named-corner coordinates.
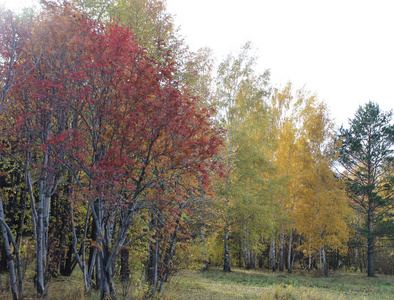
top-left (270, 84), bottom-right (351, 274)
top-left (0, 8), bottom-right (38, 299)
top-left (216, 42), bottom-right (271, 272)
top-left (65, 15), bottom-right (221, 299)
top-left (233, 111), bottom-right (276, 270)
top-left (338, 101), bottom-right (394, 277)
top-left (295, 94), bottom-right (350, 275)
top-left (0, 4), bottom-right (90, 295)
top-left (0, 3), bottom-right (222, 300)
top-left (76, 0), bottom-right (173, 53)
top-left (0, 8), bottom-right (34, 114)
top-left (269, 83), bottom-right (298, 273)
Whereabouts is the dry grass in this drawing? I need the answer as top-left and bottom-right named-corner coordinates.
top-left (162, 268), bottom-right (394, 300)
top-left (0, 267), bottom-right (87, 300)
top-left (0, 267), bottom-right (392, 299)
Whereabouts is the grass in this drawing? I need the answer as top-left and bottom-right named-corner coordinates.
top-left (0, 267), bottom-right (87, 300)
top-left (0, 267), bottom-right (392, 299)
top-left (162, 268), bottom-right (394, 300)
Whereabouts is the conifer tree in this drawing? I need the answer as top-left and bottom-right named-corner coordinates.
top-left (338, 101), bottom-right (394, 277)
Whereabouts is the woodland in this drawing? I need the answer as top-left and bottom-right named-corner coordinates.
top-left (0, 0), bottom-right (393, 299)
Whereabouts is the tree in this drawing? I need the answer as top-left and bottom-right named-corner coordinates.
top-left (269, 83), bottom-right (297, 272)
top-left (0, 3), bottom-right (222, 299)
top-left (270, 85), bottom-right (351, 275)
top-left (233, 101), bottom-right (275, 270)
top-left (76, 0), bottom-right (174, 53)
top-left (295, 95), bottom-right (350, 275)
top-left (0, 8), bottom-right (37, 299)
top-left (338, 101), bottom-right (394, 277)
top-left (0, 5), bottom-right (86, 295)
top-left (216, 42), bottom-right (271, 272)
top-left (0, 9), bottom-right (34, 115)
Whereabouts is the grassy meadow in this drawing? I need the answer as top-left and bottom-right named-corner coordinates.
top-left (162, 268), bottom-right (393, 300)
top-left (0, 267), bottom-right (392, 299)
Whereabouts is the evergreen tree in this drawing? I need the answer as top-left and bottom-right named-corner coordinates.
top-left (338, 101), bottom-right (394, 277)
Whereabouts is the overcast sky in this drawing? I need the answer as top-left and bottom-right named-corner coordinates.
top-left (3, 0), bottom-right (394, 127)
top-left (166, 0), bottom-right (394, 128)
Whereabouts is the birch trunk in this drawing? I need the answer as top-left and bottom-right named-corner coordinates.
top-left (287, 226), bottom-right (293, 273)
top-left (28, 144), bottom-right (55, 298)
top-left (270, 239), bottom-right (276, 271)
top-left (254, 250), bottom-right (257, 270)
top-left (223, 224), bottom-right (231, 272)
top-left (322, 245), bottom-right (328, 276)
top-left (36, 177), bottom-right (46, 297)
top-left (279, 231), bottom-right (284, 272)
top-left (70, 202), bottom-right (90, 291)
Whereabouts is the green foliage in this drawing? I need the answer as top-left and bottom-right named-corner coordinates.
top-left (213, 42), bottom-right (276, 269)
top-left (339, 102), bottom-right (394, 210)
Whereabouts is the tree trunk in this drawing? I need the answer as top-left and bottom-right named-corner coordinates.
top-left (99, 255), bottom-right (111, 300)
top-left (95, 254), bottom-right (100, 291)
top-left (70, 202), bottom-right (89, 292)
top-left (0, 196), bottom-right (19, 300)
top-left (0, 245), bottom-right (8, 273)
top-left (146, 215), bottom-right (160, 297)
top-left (245, 247), bottom-right (251, 270)
top-left (223, 224), bottom-right (231, 272)
top-left (28, 148), bottom-right (53, 298)
top-left (287, 226), bottom-right (293, 273)
top-left (359, 249), bottom-right (363, 273)
top-left (243, 232), bottom-right (251, 269)
top-left (238, 239), bottom-right (243, 268)
top-left (158, 217), bottom-right (180, 294)
top-left (200, 227), bottom-right (208, 271)
top-left (120, 247), bottom-right (130, 282)
top-left (354, 214), bottom-right (359, 272)
top-left (36, 179), bottom-right (47, 297)
top-left (60, 242), bottom-right (75, 276)
top-left (279, 231), bottom-right (284, 272)
top-left (367, 209), bottom-right (374, 277)
top-left (254, 250), bottom-right (257, 270)
top-left (98, 238), bottom-right (116, 300)
top-left (322, 245), bottom-right (328, 276)
top-left (270, 239), bottom-right (276, 271)
top-left (319, 249), bottom-right (322, 270)
top-left (152, 232), bottom-right (159, 296)
top-left (88, 212), bottom-right (98, 289)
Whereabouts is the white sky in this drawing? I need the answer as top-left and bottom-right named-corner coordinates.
top-left (3, 0), bottom-right (394, 127)
top-left (166, 0), bottom-right (394, 128)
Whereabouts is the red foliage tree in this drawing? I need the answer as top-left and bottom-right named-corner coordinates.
top-left (1, 3), bottom-right (222, 298)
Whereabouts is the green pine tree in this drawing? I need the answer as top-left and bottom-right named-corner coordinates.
top-left (338, 101), bottom-right (394, 277)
